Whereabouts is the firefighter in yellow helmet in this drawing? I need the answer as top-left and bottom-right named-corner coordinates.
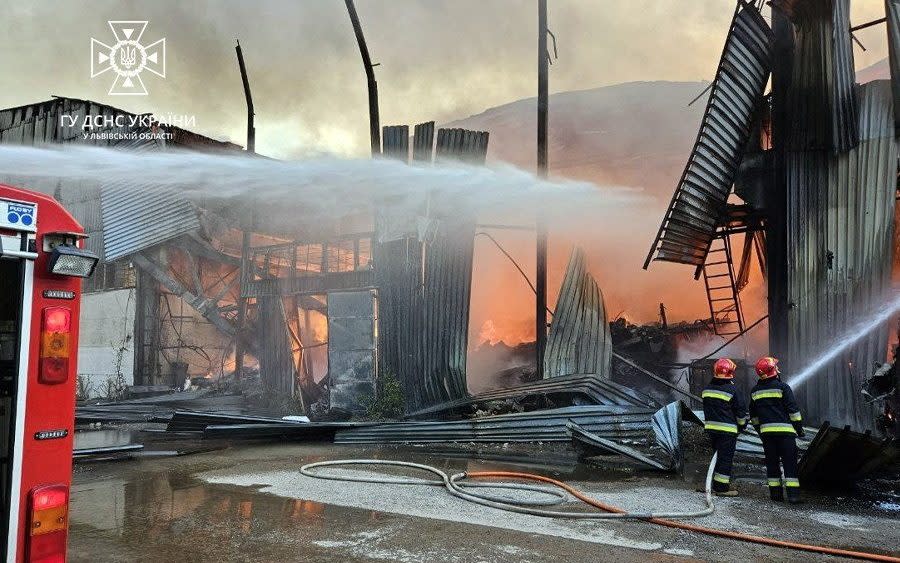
top-left (701, 358), bottom-right (748, 496)
top-left (750, 356), bottom-right (804, 504)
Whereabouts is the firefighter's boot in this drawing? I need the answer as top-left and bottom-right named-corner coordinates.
top-left (769, 487), bottom-right (784, 502)
top-left (784, 477), bottom-right (801, 504)
top-left (767, 478), bottom-right (784, 502)
top-left (785, 486), bottom-right (801, 504)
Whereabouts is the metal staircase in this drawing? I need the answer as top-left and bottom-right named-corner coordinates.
top-left (701, 234), bottom-right (745, 337)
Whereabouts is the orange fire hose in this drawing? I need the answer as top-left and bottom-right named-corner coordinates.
top-left (468, 471), bottom-right (900, 563)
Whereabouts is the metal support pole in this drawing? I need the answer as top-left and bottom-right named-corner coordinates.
top-left (235, 39), bottom-right (255, 379)
top-left (345, 0), bottom-right (381, 156)
top-left (536, 0), bottom-right (549, 378)
top-left (768, 7), bottom-right (792, 365)
top-left (235, 41), bottom-right (255, 153)
top-left (234, 229), bottom-right (251, 380)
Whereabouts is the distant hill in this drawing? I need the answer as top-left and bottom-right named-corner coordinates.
top-left (857, 58), bottom-right (890, 83)
top-left (444, 81), bottom-right (708, 201)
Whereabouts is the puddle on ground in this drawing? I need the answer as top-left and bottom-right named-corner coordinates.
top-left (69, 465), bottom-right (395, 562)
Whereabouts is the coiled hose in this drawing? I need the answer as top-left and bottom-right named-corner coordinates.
top-left (300, 456), bottom-right (900, 562)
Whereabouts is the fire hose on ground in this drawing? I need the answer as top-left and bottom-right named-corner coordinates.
top-left (299, 456), bottom-right (900, 562)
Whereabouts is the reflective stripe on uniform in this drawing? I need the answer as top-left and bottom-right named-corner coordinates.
top-left (789, 411), bottom-right (802, 422)
top-left (702, 390), bottom-right (733, 401)
top-left (704, 421), bottom-right (738, 433)
top-left (767, 478), bottom-right (781, 487)
top-left (783, 478), bottom-right (800, 488)
top-left (759, 422), bottom-right (796, 434)
top-left (751, 389), bottom-right (783, 401)
top-left (713, 473), bottom-right (730, 484)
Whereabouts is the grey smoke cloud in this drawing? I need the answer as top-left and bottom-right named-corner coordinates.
top-left (0, 1), bottom-right (889, 159)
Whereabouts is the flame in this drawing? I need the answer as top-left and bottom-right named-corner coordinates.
top-left (467, 229), bottom-right (769, 359)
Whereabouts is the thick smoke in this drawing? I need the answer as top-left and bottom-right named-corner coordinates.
top-left (0, 0), bottom-right (783, 158)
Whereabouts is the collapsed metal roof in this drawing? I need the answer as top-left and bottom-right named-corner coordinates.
top-left (0, 97), bottom-right (241, 151)
top-left (101, 181), bottom-right (200, 262)
top-left (644, 3), bottom-right (773, 268)
top-left (0, 96), bottom-right (243, 264)
top-left (334, 405), bottom-right (656, 444)
top-left (405, 373), bottom-right (658, 419)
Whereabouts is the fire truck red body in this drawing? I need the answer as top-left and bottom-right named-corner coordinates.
top-left (1, 184), bottom-right (96, 562)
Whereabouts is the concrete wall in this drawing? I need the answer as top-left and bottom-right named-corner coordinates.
top-left (77, 288), bottom-right (135, 398)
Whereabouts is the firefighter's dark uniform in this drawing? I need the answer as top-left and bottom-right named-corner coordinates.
top-left (749, 377), bottom-right (804, 502)
top-left (702, 378), bottom-right (748, 492)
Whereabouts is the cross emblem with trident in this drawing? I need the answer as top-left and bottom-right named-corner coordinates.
top-left (91, 21), bottom-right (166, 96)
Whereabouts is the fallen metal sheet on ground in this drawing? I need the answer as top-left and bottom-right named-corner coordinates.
top-left (166, 410), bottom-right (304, 432)
top-left (76, 392), bottom-right (246, 425)
top-left (405, 374), bottom-right (658, 420)
top-left (202, 422), bottom-right (366, 441)
top-left (651, 401), bottom-right (683, 472)
top-left (567, 421), bottom-right (670, 471)
top-left (799, 422), bottom-right (899, 487)
top-left (76, 404), bottom-right (174, 424)
top-left (73, 444), bottom-right (144, 460)
top-left (335, 405), bottom-right (656, 444)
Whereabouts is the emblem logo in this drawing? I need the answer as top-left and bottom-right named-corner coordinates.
top-left (91, 21), bottom-right (166, 96)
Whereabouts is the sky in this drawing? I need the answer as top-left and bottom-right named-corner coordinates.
top-left (0, 1), bottom-right (892, 159)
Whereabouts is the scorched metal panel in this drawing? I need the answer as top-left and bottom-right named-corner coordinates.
top-left (646, 4), bottom-right (773, 268)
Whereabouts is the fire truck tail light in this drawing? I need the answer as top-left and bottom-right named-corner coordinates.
top-left (39, 307), bottom-right (71, 384)
top-left (27, 485), bottom-right (69, 563)
top-left (47, 244), bottom-right (98, 278)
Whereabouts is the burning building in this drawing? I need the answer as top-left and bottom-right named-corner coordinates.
top-left (0, 96), bottom-right (553, 416)
top-left (646, 0), bottom-right (900, 432)
top-left (0, 96), bottom-right (245, 397)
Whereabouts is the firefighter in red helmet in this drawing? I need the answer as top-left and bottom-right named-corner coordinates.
top-left (750, 356), bottom-right (804, 504)
top-left (701, 358), bottom-right (748, 496)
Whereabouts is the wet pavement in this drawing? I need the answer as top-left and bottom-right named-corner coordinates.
top-left (69, 442), bottom-right (900, 562)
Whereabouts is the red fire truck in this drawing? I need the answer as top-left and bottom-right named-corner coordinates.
top-left (1, 184), bottom-right (98, 562)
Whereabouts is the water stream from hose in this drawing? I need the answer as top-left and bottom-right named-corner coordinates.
top-left (790, 292), bottom-right (900, 388)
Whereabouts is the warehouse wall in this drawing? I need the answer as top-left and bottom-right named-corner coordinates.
top-left (76, 288), bottom-right (136, 398)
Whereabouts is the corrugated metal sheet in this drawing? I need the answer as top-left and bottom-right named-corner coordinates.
top-left (418, 215), bottom-right (474, 406)
top-left (646, 4), bottom-right (773, 268)
top-left (412, 121), bottom-right (435, 162)
top-left (651, 401), bottom-right (683, 472)
top-left (887, 0), bottom-right (900, 135)
top-left (100, 181), bottom-right (200, 262)
top-left (798, 422), bottom-right (900, 486)
top-left (0, 98), bottom-right (160, 149)
top-left (435, 128), bottom-right (489, 165)
top-left (334, 405), bottom-right (655, 444)
top-left (544, 247), bottom-right (611, 378)
top-left (381, 125), bottom-right (409, 161)
top-left (777, 0), bottom-right (858, 152)
top-left (374, 126), bottom-right (489, 413)
top-left (568, 421), bottom-right (670, 471)
top-left (405, 373), bottom-right (658, 419)
top-left (257, 296), bottom-right (295, 395)
top-left (0, 97), bottom-right (241, 151)
top-left (784, 81), bottom-right (897, 430)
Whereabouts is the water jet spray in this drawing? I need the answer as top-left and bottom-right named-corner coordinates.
top-left (790, 292), bottom-right (900, 388)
